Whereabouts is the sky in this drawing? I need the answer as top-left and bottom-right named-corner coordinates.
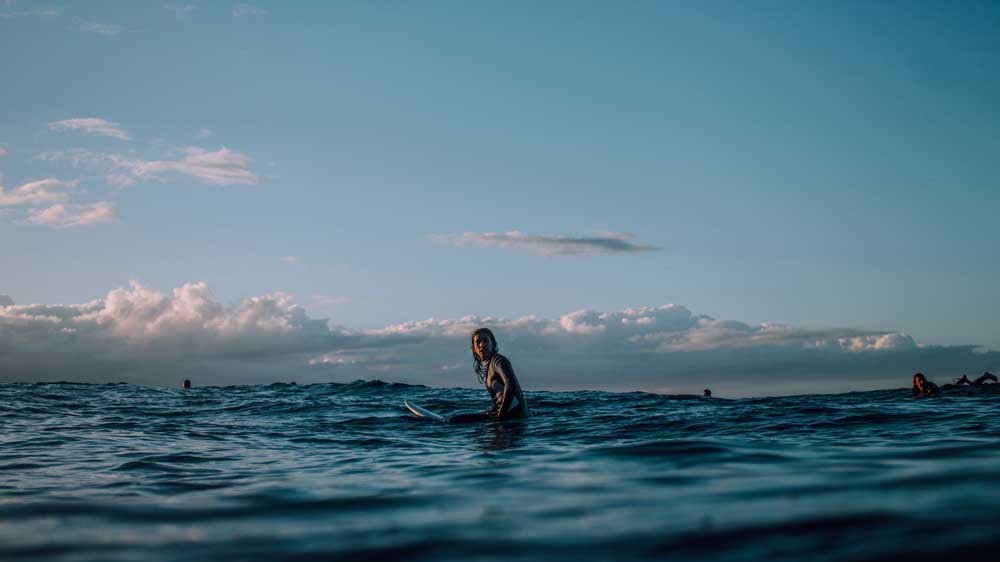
top-left (1, 1), bottom-right (999, 396)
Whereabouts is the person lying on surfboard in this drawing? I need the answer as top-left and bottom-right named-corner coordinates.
top-left (913, 371), bottom-right (997, 397)
top-left (912, 373), bottom-right (941, 397)
top-left (456, 328), bottom-right (529, 420)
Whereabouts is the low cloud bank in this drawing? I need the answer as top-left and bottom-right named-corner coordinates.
top-left (1, 282), bottom-right (995, 395)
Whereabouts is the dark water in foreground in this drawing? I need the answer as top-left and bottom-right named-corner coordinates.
top-left (2, 381), bottom-right (1000, 562)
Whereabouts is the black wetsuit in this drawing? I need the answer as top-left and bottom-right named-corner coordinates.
top-left (483, 353), bottom-right (529, 419)
top-left (450, 353), bottom-right (529, 422)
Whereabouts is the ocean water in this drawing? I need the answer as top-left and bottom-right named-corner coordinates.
top-left (2, 380), bottom-right (999, 562)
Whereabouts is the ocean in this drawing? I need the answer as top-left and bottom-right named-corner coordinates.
top-left (2, 380), bottom-right (999, 561)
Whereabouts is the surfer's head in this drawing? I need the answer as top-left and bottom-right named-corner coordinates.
top-left (471, 328), bottom-right (498, 383)
top-left (183, 379), bottom-right (191, 389)
top-left (472, 328), bottom-right (497, 361)
top-left (912, 373), bottom-right (927, 393)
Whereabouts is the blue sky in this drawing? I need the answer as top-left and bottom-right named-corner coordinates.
top-left (2, 1), bottom-right (998, 394)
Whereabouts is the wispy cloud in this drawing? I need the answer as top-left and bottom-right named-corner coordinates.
top-left (308, 295), bottom-right (354, 307)
top-left (434, 230), bottom-right (659, 256)
top-left (49, 146), bottom-right (258, 187)
top-left (27, 201), bottom-right (114, 228)
top-left (0, 178), bottom-right (78, 206)
top-left (196, 128), bottom-right (212, 138)
top-left (0, 7), bottom-right (60, 18)
top-left (165, 3), bottom-right (197, 16)
top-left (48, 118), bottom-right (130, 141)
top-left (129, 147), bottom-right (258, 185)
top-left (0, 146), bottom-right (7, 157)
top-left (233, 3), bottom-right (267, 17)
top-left (279, 256), bottom-right (298, 264)
top-left (75, 19), bottom-right (124, 36)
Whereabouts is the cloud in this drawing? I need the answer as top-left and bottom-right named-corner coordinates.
top-left (233, 3), bottom-right (267, 16)
top-left (0, 7), bottom-right (60, 18)
top-left (165, 3), bottom-right (197, 16)
top-left (76, 20), bottom-right (124, 36)
top-left (48, 118), bottom-right (130, 141)
top-left (48, 146), bottom-right (258, 186)
top-left (308, 295), bottom-right (354, 307)
top-left (0, 146), bottom-right (7, 157)
top-left (2, 282), bottom-right (996, 395)
top-left (0, 178), bottom-right (78, 206)
top-left (279, 256), bottom-right (298, 264)
top-left (196, 128), bottom-right (212, 138)
top-left (27, 201), bottom-right (114, 228)
top-left (0, 295), bottom-right (13, 307)
top-left (434, 230), bottom-right (659, 256)
top-left (0, 281), bottom-right (349, 385)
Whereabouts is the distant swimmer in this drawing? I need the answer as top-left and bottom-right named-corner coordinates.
top-left (913, 372), bottom-right (997, 397)
top-left (912, 373), bottom-right (940, 397)
top-left (703, 389), bottom-right (712, 397)
top-left (450, 328), bottom-right (529, 422)
top-left (183, 379), bottom-right (192, 389)
top-left (950, 372), bottom-right (997, 387)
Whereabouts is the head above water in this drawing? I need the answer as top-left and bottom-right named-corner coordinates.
top-left (183, 379), bottom-right (191, 389)
top-left (471, 328), bottom-right (497, 361)
top-left (471, 328), bottom-right (498, 383)
top-left (912, 373), bottom-right (927, 391)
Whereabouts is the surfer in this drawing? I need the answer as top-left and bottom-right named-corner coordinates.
top-left (912, 373), bottom-right (940, 397)
top-left (452, 328), bottom-right (529, 421)
top-left (914, 371), bottom-right (997, 397)
top-left (950, 372), bottom-right (997, 386)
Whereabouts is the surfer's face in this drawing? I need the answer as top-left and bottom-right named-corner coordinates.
top-left (473, 334), bottom-right (493, 360)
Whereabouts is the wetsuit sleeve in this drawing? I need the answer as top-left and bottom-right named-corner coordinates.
top-left (492, 357), bottom-right (516, 417)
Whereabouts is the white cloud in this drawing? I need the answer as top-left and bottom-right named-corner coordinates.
top-left (0, 178), bottom-right (78, 206)
top-left (0, 7), bottom-right (60, 18)
top-left (308, 295), bottom-right (354, 307)
top-left (0, 146), bottom-right (7, 157)
top-left (3, 281), bottom-right (994, 395)
top-left (434, 230), bottom-right (659, 256)
top-left (166, 3), bottom-right (197, 16)
top-left (133, 147), bottom-right (257, 185)
top-left (76, 19), bottom-right (124, 36)
top-left (48, 146), bottom-right (258, 186)
top-left (279, 256), bottom-right (298, 264)
top-left (233, 3), bottom-right (267, 16)
top-left (28, 201), bottom-right (114, 228)
top-left (48, 118), bottom-right (130, 141)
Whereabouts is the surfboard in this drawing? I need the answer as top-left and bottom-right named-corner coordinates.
top-left (404, 400), bottom-right (447, 422)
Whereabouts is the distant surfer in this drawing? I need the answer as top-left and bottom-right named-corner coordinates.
top-left (450, 328), bottom-right (529, 422)
top-left (912, 373), bottom-right (940, 397)
top-left (913, 371), bottom-right (997, 397)
top-left (950, 372), bottom-right (997, 387)
top-left (183, 379), bottom-right (191, 389)
top-left (703, 389), bottom-right (712, 397)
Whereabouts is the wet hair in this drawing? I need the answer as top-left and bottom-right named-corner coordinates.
top-left (912, 373), bottom-right (926, 395)
top-left (471, 328), bottom-right (498, 384)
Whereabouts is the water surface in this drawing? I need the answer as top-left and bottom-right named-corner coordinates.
top-left (2, 381), bottom-right (999, 561)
